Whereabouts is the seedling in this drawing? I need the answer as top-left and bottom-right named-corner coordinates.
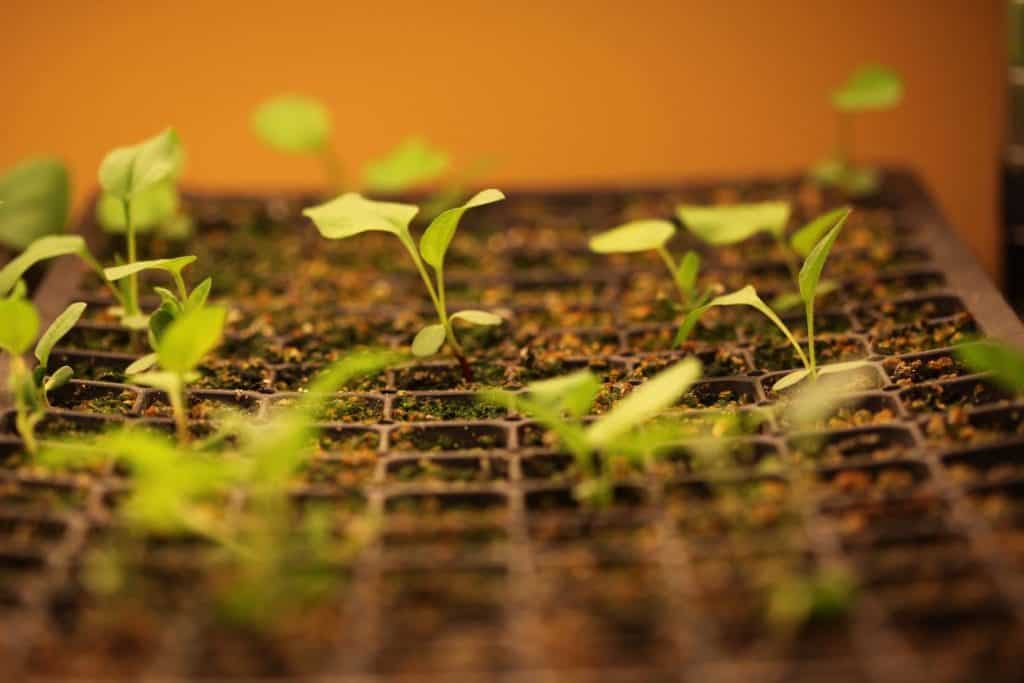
top-left (956, 340), bottom-right (1024, 393)
top-left (678, 207), bottom-right (863, 392)
top-left (0, 157), bottom-right (70, 250)
top-left (98, 128), bottom-right (184, 325)
top-left (482, 357), bottom-right (702, 505)
top-left (676, 201), bottom-right (841, 310)
top-left (812, 64), bottom-right (904, 197)
top-left (362, 137), bottom-right (450, 194)
top-left (251, 95), bottom-right (342, 190)
top-left (767, 567), bottom-right (857, 629)
top-left (589, 219), bottom-right (716, 330)
top-left (0, 285), bottom-right (85, 454)
top-left (128, 304), bottom-right (227, 443)
top-left (96, 176), bottom-right (192, 241)
top-left (303, 189), bottom-right (505, 380)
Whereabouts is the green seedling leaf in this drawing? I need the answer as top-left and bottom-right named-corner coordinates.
top-left (676, 250), bottom-right (701, 295)
top-left (43, 365), bottom-right (74, 393)
top-left (798, 208), bottom-right (851, 304)
top-left (305, 350), bottom-right (405, 399)
top-left (0, 296), bottom-right (40, 355)
top-left (956, 340), bottom-right (1024, 393)
top-left (832, 65), bottom-right (904, 112)
top-left (126, 353), bottom-right (158, 375)
top-left (98, 128), bottom-right (183, 199)
top-left (131, 370), bottom-right (185, 395)
top-left (34, 302), bottom-right (86, 368)
top-left (450, 309), bottom-right (502, 326)
top-left (103, 255), bottom-right (197, 282)
top-left (156, 305), bottom-right (227, 374)
top-left (303, 193), bottom-right (418, 241)
top-left (0, 235), bottom-right (87, 296)
top-left (588, 220), bottom-right (675, 254)
top-left (419, 189), bottom-right (504, 270)
top-left (96, 181), bottom-right (179, 234)
top-left (770, 279), bottom-right (838, 313)
top-left (772, 360), bottom-right (874, 393)
top-left (0, 157), bottom-right (70, 250)
top-left (790, 207), bottom-right (851, 257)
top-left (525, 370), bottom-right (601, 418)
top-left (676, 201), bottom-right (790, 245)
top-left (411, 324), bottom-right (446, 357)
top-left (185, 277), bottom-right (213, 313)
top-left (251, 95), bottom-right (331, 154)
top-left (676, 286), bottom-right (803, 362)
top-left (363, 138), bottom-right (449, 193)
top-left (585, 356), bottom-right (702, 449)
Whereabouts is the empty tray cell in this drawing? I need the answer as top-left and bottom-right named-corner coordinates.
top-left (389, 423), bottom-right (508, 453)
top-left (525, 484), bottom-right (647, 512)
top-left (871, 313), bottom-right (977, 355)
top-left (753, 336), bottom-right (868, 373)
top-left (849, 537), bottom-right (981, 585)
top-left (48, 381), bottom-right (140, 417)
top-left (825, 497), bottom-right (957, 548)
top-left (60, 323), bottom-right (134, 354)
top-left (194, 358), bottom-right (274, 392)
top-left (627, 320), bottom-right (737, 349)
top-left (630, 348), bottom-right (751, 380)
top-left (900, 377), bottom-right (1015, 415)
top-left (390, 392), bottom-right (507, 422)
top-left (787, 426), bottom-right (917, 467)
top-left (295, 452), bottom-right (379, 487)
top-left (317, 427), bottom-right (381, 454)
top-left (520, 451), bottom-right (577, 482)
top-left (271, 392), bottom-right (383, 424)
top-left (141, 389), bottom-right (261, 421)
top-left (393, 361), bottom-right (508, 390)
top-left (813, 461), bottom-right (932, 506)
top-left (651, 438), bottom-right (783, 478)
top-left (751, 311), bottom-right (856, 342)
top-left (944, 443), bottom-right (1024, 488)
top-left (528, 513), bottom-right (660, 567)
top-left (386, 454), bottom-right (510, 484)
top-left (883, 349), bottom-right (975, 385)
top-left (50, 350), bottom-right (135, 384)
top-left (845, 270), bottom-right (947, 301)
top-left (677, 379), bottom-right (759, 410)
top-left (275, 363), bottom-right (385, 393)
top-left (858, 295), bottom-right (966, 327)
top-left (536, 328), bottom-right (620, 355)
top-left (514, 304), bottom-right (615, 329)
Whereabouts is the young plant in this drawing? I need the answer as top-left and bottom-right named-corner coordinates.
top-left (482, 357), bottom-right (702, 505)
top-left (0, 157), bottom-right (70, 250)
top-left (956, 340), bottom-right (1024, 393)
top-left (0, 286), bottom-right (85, 454)
top-left (677, 207), bottom-right (861, 392)
top-left (589, 219), bottom-right (716, 329)
top-left (97, 128), bottom-right (184, 326)
top-left (362, 137), bottom-right (450, 195)
top-left (676, 201), bottom-right (841, 310)
top-left (128, 304), bottom-right (227, 443)
top-left (303, 189), bottom-right (505, 381)
top-left (251, 95), bottom-right (341, 190)
top-left (811, 64), bottom-right (904, 197)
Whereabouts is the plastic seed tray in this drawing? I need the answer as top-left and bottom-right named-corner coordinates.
top-left (2, 169), bottom-right (1024, 681)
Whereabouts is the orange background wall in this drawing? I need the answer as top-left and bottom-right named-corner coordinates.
top-left (1, 1), bottom-right (1006, 278)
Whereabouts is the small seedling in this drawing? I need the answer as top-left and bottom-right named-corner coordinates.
top-left (128, 304), bottom-right (227, 443)
top-left (303, 189), bottom-right (505, 381)
top-left (811, 64), bottom-right (904, 197)
top-left (0, 285), bottom-right (85, 454)
top-left (251, 95), bottom-right (342, 190)
top-left (956, 340), bottom-right (1024, 393)
top-left (482, 357), bottom-right (702, 505)
top-left (678, 207), bottom-right (864, 392)
top-left (362, 137), bottom-right (450, 195)
top-left (98, 128), bottom-right (184, 325)
top-left (676, 201), bottom-right (841, 310)
top-left (0, 157), bottom-right (70, 250)
top-left (589, 219), bottom-right (716, 331)
top-left (96, 176), bottom-right (192, 241)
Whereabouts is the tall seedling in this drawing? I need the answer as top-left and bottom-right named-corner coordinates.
top-left (303, 190), bottom-right (505, 381)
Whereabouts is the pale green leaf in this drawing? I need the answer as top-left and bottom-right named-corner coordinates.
top-left (450, 309), bottom-right (503, 326)
top-left (96, 181), bottom-right (179, 234)
top-left (676, 250), bottom-right (701, 294)
top-left (251, 95), bottom-right (331, 154)
top-left (303, 193), bottom-right (418, 240)
top-left (126, 353), bottom-right (159, 375)
top-left (585, 356), bottom-right (702, 448)
top-left (103, 255), bottom-right (197, 282)
top-left (588, 220), bottom-right (676, 254)
top-left (43, 365), bottom-right (74, 393)
top-left (362, 138), bottom-right (449, 193)
top-left (98, 128), bottom-right (183, 199)
top-left (770, 279), bottom-right (838, 312)
top-left (419, 189), bottom-right (504, 270)
top-left (185, 277), bottom-right (213, 313)
top-left (832, 65), bottom-right (904, 112)
top-left (956, 340), bottom-right (1024, 393)
top-left (525, 369), bottom-right (601, 418)
top-left (677, 201), bottom-right (790, 244)
top-left (0, 235), bottom-right (87, 296)
top-left (798, 208), bottom-right (851, 303)
top-left (0, 296), bottom-right (39, 355)
top-left (0, 157), bottom-right (70, 249)
top-left (156, 305), bottom-right (227, 374)
top-left (411, 324), bottom-right (446, 357)
top-left (790, 207), bottom-right (852, 257)
top-left (131, 370), bottom-right (183, 395)
top-left (34, 302), bottom-right (86, 367)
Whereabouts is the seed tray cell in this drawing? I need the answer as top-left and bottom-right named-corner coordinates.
top-left (3, 170), bottom-right (1024, 679)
